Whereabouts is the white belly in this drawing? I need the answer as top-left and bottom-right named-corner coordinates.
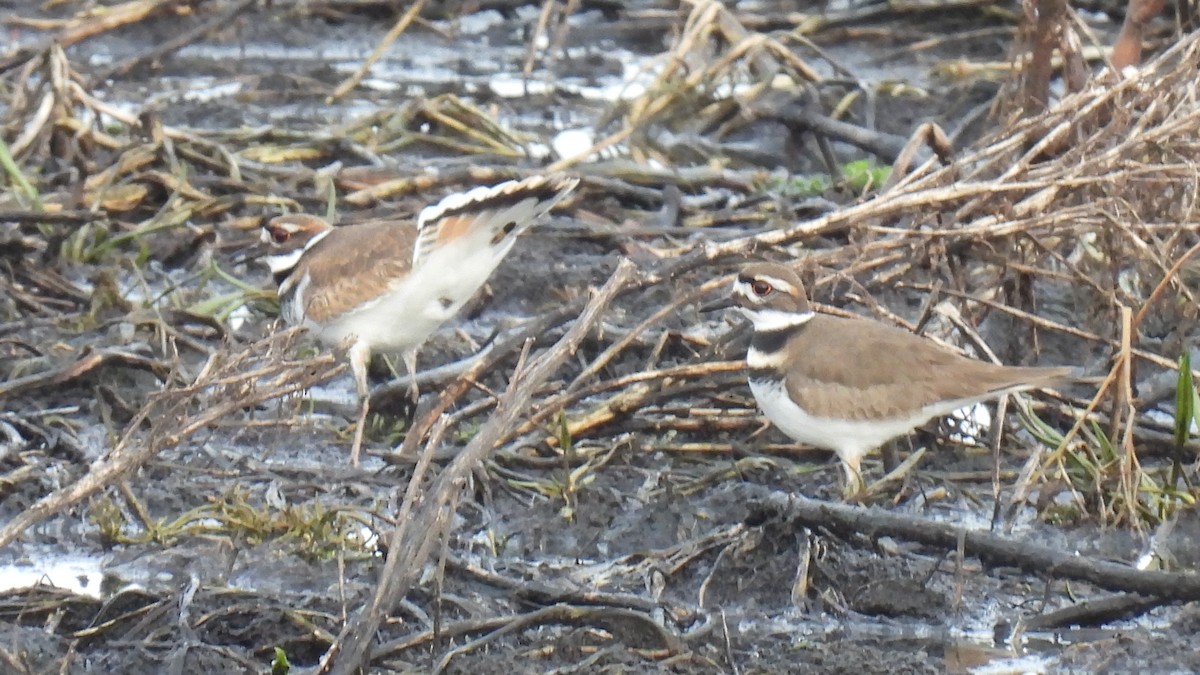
top-left (749, 378), bottom-right (937, 463)
top-left (311, 290), bottom-right (450, 354)
top-left (306, 245), bottom-right (510, 355)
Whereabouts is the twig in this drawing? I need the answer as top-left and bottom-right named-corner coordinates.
top-left (432, 604), bottom-right (680, 674)
top-left (0, 348), bottom-right (174, 399)
top-left (328, 0), bottom-right (429, 102)
top-left (0, 329), bottom-right (340, 552)
top-left (94, 0), bottom-right (258, 84)
top-left (759, 488), bottom-right (1200, 600)
top-left (319, 259), bottom-right (640, 675)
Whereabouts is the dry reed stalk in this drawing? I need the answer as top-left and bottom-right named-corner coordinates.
top-left (0, 328), bottom-right (342, 552)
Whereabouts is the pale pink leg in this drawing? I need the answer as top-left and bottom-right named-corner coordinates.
top-left (348, 340), bottom-right (371, 467)
top-left (840, 450), bottom-right (867, 501)
top-left (402, 348), bottom-right (420, 403)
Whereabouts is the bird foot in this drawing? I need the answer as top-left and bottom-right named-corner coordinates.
top-left (841, 480), bottom-right (868, 503)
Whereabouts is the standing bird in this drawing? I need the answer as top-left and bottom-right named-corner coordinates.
top-left (261, 175), bottom-right (579, 464)
top-left (709, 262), bottom-right (1070, 498)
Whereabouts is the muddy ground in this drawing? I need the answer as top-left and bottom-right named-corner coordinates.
top-left (2, 1), bottom-right (1200, 674)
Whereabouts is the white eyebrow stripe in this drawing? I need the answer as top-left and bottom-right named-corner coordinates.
top-left (735, 276), bottom-right (799, 294)
top-left (756, 275), bottom-right (799, 295)
top-left (302, 229), bottom-right (332, 252)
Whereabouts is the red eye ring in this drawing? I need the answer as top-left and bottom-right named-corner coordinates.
top-left (270, 228), bottom-right (291, 244)
top-left (751, 280), bottom-right (773, 296)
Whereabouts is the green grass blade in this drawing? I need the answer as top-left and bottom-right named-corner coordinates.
top-left (0, 136), bottom-right (43, 210)
top-left (1175, 353), bottom-right (1197, 447)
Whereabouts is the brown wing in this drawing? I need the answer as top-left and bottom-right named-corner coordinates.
top-left (784, 314), bottom-right (1069, 420)
top-left (293, 220), bottom-right (416, 323)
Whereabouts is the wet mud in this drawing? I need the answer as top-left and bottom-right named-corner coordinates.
top-left (3, 1), bottom-right (1200, 674)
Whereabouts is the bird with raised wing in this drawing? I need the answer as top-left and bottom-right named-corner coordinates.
top-left (261, 175), bottom-right (579, 464)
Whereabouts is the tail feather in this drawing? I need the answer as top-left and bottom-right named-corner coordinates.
top-left (411, 175), bottom-right (578, 270)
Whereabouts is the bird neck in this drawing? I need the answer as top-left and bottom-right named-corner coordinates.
top-left (741, 307), bottom-right (814, 333)
top-left (745, 309), bottom-right (814, 374)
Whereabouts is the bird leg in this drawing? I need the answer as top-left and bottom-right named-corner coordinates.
top-left (880, 440), bottom-right (902, 474)
top-left (401, 349), bottom-right (420, 402)
top-left (348, 340), bottom-right (371, 467)
top-left (400, 348), bottom-right (421, 428)
top-left (840, 452), bottom-right (867, 502)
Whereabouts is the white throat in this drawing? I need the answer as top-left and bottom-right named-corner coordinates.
top-left (740, 308), bottom-right (814, 332)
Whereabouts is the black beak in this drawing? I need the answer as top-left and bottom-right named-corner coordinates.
top-left (232, 239), bottom-right (270, 267)
top-left (699, 295), bottom-right (734, 313)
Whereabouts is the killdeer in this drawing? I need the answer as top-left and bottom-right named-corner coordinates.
top-left (710, 262), bottom-right (1071, 497)
top-left (261, 174), bottom-right (579, 464)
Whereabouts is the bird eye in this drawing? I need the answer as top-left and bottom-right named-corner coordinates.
top-left (751, 280), bottom-right (773, 296)
top-left (270, 228), bottom-right (291, 244)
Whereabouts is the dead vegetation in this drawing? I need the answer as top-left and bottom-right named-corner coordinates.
top-left (1, 0), bottom-right (1199, 673)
